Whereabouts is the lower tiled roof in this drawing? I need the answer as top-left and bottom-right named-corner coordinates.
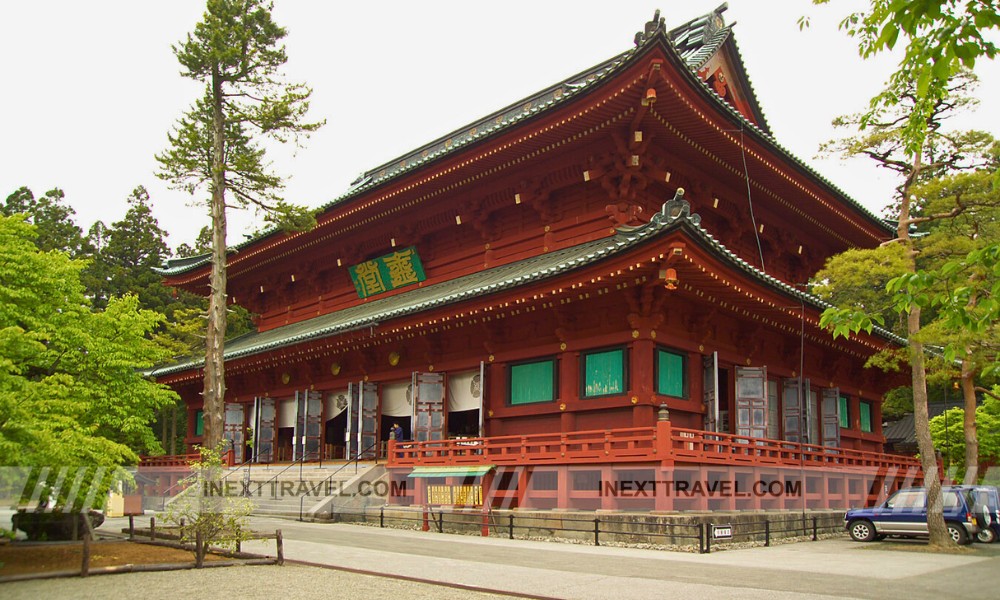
top-left (151, 203), bottom-right (904, 379)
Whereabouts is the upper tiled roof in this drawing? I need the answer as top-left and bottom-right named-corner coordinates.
top-left (151, 196), bottom-right (904, 378)
top-left (158, 5), bottom-right (783, 277)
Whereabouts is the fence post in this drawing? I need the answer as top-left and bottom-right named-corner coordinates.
top-left (698, 523), bottom-right (706, 554)
top-left (150, 516), bottom-right (156, 541)
top-left (593, 518), bottom-right (600, 547)
top-left (81, 531), bottom-right (91, 577)
top-left (481, 507), bottom-right (490, 537)
top-left (509, 514), bottom-right (515, 540)
top-left (765, 520), bottom-right (770, 547)
top-left (422, 507), bottom-right (430, 532)
top-left (195, 529), bottom-right (204, 568)
top-left (812, 517), bottom-right (818, 541)
top-left (380, 506), bottom-right (385, 528)
top-left (276, 529), bottom-right (284, 565)
top-left (128, 514), bottom-right (135, 540)
top-left (436, 510), bottom-right (443, 533)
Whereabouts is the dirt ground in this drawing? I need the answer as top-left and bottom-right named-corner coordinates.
top-left (0, 541), bottom-right (225, 576)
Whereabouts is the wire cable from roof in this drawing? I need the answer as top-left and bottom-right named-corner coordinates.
top-left (740, 122), bottom-right (766, 273)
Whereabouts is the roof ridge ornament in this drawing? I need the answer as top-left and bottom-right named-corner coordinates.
top-left (634, 9), bottom-right (666, 46)
top-left (656, 187), bottom-right (701, 226)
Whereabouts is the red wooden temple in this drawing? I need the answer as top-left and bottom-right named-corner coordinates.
top-left (151, 6), bottom-right (921, 510)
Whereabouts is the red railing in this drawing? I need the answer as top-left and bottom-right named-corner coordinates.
top-left (388, 424), bottom-right (921, 472)
top-left (138, 449), bottom-right (235, 468)
top-left (391, 427), bottom-right (657, 467)
top-left (668, 427), bottom-right (921, 470)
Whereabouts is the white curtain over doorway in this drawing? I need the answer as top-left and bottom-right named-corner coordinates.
top-left (325, 389), bottom-right (349, 419)
top-left (382, 381), bottom-right (412, 417)
top-left (448, 370), bottom-right (481, 412)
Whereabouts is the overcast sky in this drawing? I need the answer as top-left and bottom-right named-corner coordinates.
top-left (2, 1), bottom-right (998, 252)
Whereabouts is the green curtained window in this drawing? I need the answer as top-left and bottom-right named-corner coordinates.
top-left (195, 410), bottom-right (204, 436)
top-left (839, 396), bottom-right (849, 429)
top-left (510, 359), bottom-right (555, 405)
top-left (860, 401), bottom-right (872, 433)
top-left (583, 348), bottom-right (625, 397)
top-left (656, 349), bottom-right (685, 397)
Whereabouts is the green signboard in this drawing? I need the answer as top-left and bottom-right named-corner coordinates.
top-left (348, 246), bottom-right (427, 299)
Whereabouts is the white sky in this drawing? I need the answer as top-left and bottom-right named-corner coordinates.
top-left (2, 1), bottom-right (998, 252)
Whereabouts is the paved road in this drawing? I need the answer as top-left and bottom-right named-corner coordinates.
top-left (223, 516), bottom-right (1000, 600)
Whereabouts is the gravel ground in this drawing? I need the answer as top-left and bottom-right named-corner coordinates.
top-left (0, 564), bottom-right (515, 600)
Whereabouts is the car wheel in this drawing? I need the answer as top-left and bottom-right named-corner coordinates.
top-left (849, 520), bottom-right (876, 542)
top-left (976, 527), bottom-right (998, 544)
top-left (947, 523), bottom-right (970, 545)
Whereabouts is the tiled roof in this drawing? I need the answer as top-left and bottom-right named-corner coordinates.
top-left (157, 6), bottom-right (770, 277)
top-left (150, 199), bottom-right (904, 378)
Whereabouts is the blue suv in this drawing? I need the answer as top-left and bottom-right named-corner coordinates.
top-left (844, 486), bottom-right (980, 545)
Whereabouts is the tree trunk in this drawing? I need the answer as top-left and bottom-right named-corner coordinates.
top-left (961, 360), bottom-right (978, 483)
top-left (897, 153), bottom-right (951, 547)
top-left (202, 67), bottom-right (229, 452)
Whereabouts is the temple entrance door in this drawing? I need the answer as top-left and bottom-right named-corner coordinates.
top-left (703, 352), bottom-right (719, 432)
top-left (822, 388), bottom-right (841, 448)
top-left (254, 397), bottom-right (276, 463)
top-left (223, 403), bottom-right (245, 463)
top-left (782, 378), bottom-right (811, 444)
top-left (304, 390), bottom-right (322, 461)
top-left (413, 371), bottom-right (446, 443)
top-left (478, 361), bottom-right (485, 437)
top-left (346, 383), bottom-right (360, 460)
top-left (359, 382), bottom-right (378, 458)
top-left (735, 367), bottom-right (767, 438)
top-left (324, 388), bottom-right (349, 459)
top-left (293, 391), bottom-right (305, 461)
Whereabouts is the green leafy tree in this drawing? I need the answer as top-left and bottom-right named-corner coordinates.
top-left (164, 446), bottom-right (253, 567)
top-left (156, 0), bottom-right (323, 451)
top-left (815, 74), bottom-right (996, 545)
top-left (809, 0), bottom-right (1000, 155)
top-left (812, 0), bottom-right (1000, 546)
top-left (0, 215), bottom-right (178, 508)
top-left (930, 394), bottom-right (1000, 476)
top-left (2, 187), bottom-right (89, 258)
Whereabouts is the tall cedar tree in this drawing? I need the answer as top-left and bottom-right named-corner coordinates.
top-left (156, 0), bottom-right (322, 450)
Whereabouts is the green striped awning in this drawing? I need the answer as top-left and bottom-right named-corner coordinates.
top-left (407, 465), bottom-right (494, 478)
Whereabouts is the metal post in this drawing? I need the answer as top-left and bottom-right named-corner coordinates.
top-left (380, 506), bottom-right (385, 528)
top-left (436, 510), bottom-right (443, 533)
top-left (765, 520), bottom-right (770, 547)
top-left (699, 523), bottom-right (706, 554)
top-left (594, 518), bottom-right (600, 547)
top-left (706, 523), bottom-right (712, 554)
top-left (509, 514), bottom-right (515, 540)
top-left (128, 514), bottom-right (135, 540)
top-left (812, 517), bottom-right (818, 541)
top-left (150, 516), bottom-right (156, 541)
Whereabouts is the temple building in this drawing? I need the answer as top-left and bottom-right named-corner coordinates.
top-left (153, 6), bottom-right (920, 510)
